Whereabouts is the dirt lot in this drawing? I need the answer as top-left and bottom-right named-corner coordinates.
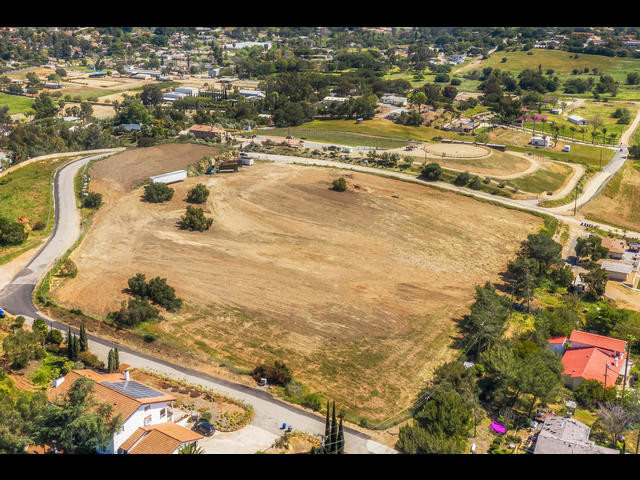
top-left (88, 143), bottom-right (222, 192)
top-left (423, 143), bottom-right (491, 158)
top-left (51, 155), bottom-right (542, 419)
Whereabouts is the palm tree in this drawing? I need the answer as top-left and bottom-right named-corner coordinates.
top-left (178, 442), bottom-right (205, 454)
top-left (580, 127), bottom-right (586, 142)
top-left (570, 126), bottom-right (576, 140)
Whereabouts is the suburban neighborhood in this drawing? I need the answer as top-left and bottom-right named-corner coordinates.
top-left (2, 23), bottom-right (640, 456)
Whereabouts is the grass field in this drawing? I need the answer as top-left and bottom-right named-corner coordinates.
top-left (0, 157), bottom-right (70, 263)
top-left (508, 162), bottom-right (573, 193)
top-left (263, 118), bottom-right (473, 147)
top-left (582, 159), bottom-right (640, 232)
top-left (51, 156), bottom-right (542, 420)
top-left (0, 93), bottom-right (34, 115)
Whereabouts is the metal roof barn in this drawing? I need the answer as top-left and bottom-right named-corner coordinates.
top-left (150, 170), bottom-right (187, 184)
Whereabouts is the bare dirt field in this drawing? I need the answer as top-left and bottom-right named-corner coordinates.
top-left (423, 142), bottom-right (491, 158)
top-left (51, 156), bottom-right (542, 419)
top-left (88, 143), bottom-right (222, 192)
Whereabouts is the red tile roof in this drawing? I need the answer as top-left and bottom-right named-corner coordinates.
top-left (569, 330), bottom-right (628, 353)
top-left (562, 347), bottom-right (623, 387)
top-left (548, 336), bottom-right (567, 344)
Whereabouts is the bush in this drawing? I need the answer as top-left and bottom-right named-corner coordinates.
top-left (252, 360), bottom-right (292, 386)
top-left (200, 411), bottom-right (212, 422)
top-left (421, 162), bottom-right (443, 180)
top-left (435, 73), bottom-right (450, 83)
top-left (78, 351), bottom-right (104, 369)
top-left (0, 216), bottom-right (28, 246)
top-left (127, 273), bottom-right (183, 312)
top-left (186, 184), bottom-right (210, 204)
top-left (454, 171), bottom-right (471, 186)
top-left (143, 183), bottom-right (174, 203)
top-left (302, 392), bottom-right (324, 412)
top-left (32, 220), bottom-right (46, 231)
top-left (332, 177), bottom-right (347, 191)
top-left (450, 78), bottom-right (461, 86)
top-left (178, 206), bottom-right (213, 231)
top-left (47, 329), bottom-right (63, 345)
top-left (107, 298), bottom-right (159, 327)
top-left (83, 192), bottom-right (103, 209)
top-left (58, 258), bottom-right (78, 278)
top-left (137, 137), bottom-right (156, 148)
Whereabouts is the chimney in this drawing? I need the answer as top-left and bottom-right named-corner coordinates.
top-left (615, 356), bottom-right (619, 367)
top-left (124, 369), bottom-right (130, 381)
top-left (53, 376), bottom-right (65, 388)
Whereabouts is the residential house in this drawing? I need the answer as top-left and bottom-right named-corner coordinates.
top-left (600, 237), bottom-right (627, 260)
top-left (533, 415), bottom-right (619, 454)
top-left (548, 330), bottom-right (629, 390)
top-left (380, 95), bottom-right (408, 107)
top-left (189, 124), bottom-right (227, 139)
top-left (47, 369), bottom-right (202, 454)
top-left (531, 135), bottom-right (551, 147)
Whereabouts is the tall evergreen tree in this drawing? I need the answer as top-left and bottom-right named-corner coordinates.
top-left (323, 400), bottom-right (331, 453)
top-left (66, 326), bottom-right (71, 345)
top-left (114, 348), bottom-right (120, 371)
top-left (337, 414), bottom-right (345, 454)
top-left (329, 401), bottom-right (337, 453)
top-left (107, 349), bottom-right (114, 373)
top-left (79, 324), bottom-right (88, 352)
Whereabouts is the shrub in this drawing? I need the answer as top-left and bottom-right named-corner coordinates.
top-left (46, 329), bottom-right (63, 345)
top-left (200, 411), bottom-right (212, 422)
top-left (302, 392), bottom-right (324, 412)
top-left (421, 163), bottom-right (442, 180)
top-left (58, 258), bottom-right (78, 278)
top-left (0, 216), bottom-right (28, 246)
top-left (107, 298), bottom-right (159, 327)
top-left (332, 177), bottom-right (347, 191)
top-left (178, 206), bottom-right (213, 232)
top-left (78, 351), bottom-right (104, 369)
top-left (127, 273), bottom-right (183, 312)
top-left (32, 220), bottom-right (46, 231)
top-left (252, 360), bottom-right (292, 386)
top-left (137, 137), bottom-right (156, 148)
top-left (143, 183), bottom-right (174, 203)
top-left (435, 73), bottom-right (450, 83)
top-left (450, 78), bottom-right (461, 86)
top-left (83, 192), bottom-right (103, 208)
top-left (454, 171), bottom-right (471, 186)
top-left (186, 184), bottom-right (210, 204)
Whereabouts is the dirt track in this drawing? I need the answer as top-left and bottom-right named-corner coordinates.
top-left (52, 158), bottom-right (542, 418)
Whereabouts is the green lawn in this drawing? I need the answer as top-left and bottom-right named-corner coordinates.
top-left (0, 93), bottom-right (34, 115)
top-left (0, 157), bottom-right (70, 263)
top-left (508, 163), bottom-right (573, 194)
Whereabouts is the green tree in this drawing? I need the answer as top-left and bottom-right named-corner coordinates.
top-left (143, 183), bottom-right (174, 203)
top-left (35, 377), bottom-right (122, 453)
top-left (178, 206), bottom-right (213, 232)
top-left (186, 184), bottom-right (210, 204)
top-left (331, 177), bottom-right (347, 192)
top-left (2, 329), bottom-right (45, 369)
top-left (32, 93), bottom-right (59, 119)
top-left (79, 324), bottom-right (88, 353)
top-left (421, 162), bottom-right (442, 180)
top-left (582, 262), bottom-right (609, 300)
top-left (140, 84), bottom-right (163, 107)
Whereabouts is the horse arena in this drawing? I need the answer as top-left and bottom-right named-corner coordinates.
top-left (423, 142), bottom-right (492, 159)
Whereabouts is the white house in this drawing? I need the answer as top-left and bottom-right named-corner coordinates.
top-left (47, 369), bottom-right (202, 454)
top-left (322, 96), bottom-right (349, 106)
top-left (550, 107), bottom-right (562, 114)
top-left (531, 135), bottom-right (551, 147)
top-left (238, 89), bottom-right (265, 100)
top-left (568, 115), bottom-right (588, 126)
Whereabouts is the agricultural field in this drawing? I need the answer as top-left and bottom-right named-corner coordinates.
top-left (0, 156), bottom-right (71, 264)
top-left (50, 151), bottom-right (543, 420)
top-left (581, 159), bottom-right (640, 233)
top-left (0, 93), bottom-right (34, 115)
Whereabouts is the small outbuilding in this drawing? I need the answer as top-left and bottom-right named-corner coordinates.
top-left (150, 170), bottom-right (187, 185)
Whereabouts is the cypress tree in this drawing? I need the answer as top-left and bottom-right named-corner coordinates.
top-left (79, 324), bottom-right (88, 352)
top-left (337, 414), bottom-right (344, 454)
top-left (323, 400), bottom-right (331, 453)
top-left (69, 334), bottom-right (77, 361)
top-left (107, 349), bottom-right (114, 373)
top-left (66, 326), bottom-right (71, 345)
top-left (329, 401), bottom-right (337, 454)
top-left (114, 348), bottom-right (120, 371)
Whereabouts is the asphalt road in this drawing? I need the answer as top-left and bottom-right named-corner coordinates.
top-left (0, 151), bottom-right (393, 454)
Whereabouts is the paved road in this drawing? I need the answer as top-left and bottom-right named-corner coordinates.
top-left (0, 152), bottom-right (394, 454)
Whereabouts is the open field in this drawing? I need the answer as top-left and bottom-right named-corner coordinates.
top-left (262, 118), bottom-right (472, 147)
top-left (0, 93), bottom-right (34, 114)
top-left (50, 155), bottom-right (543, 419)
top-left (87, 143), bottom-right (222, 192)
top-left (582, 159), bottom-right (640, 232)
top-left (508, 161), bottom-right (573, 194)
top-left (0, 156), bottom-right (70, 263)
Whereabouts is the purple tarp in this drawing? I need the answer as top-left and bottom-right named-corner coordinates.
top-left (490, 420), bottom-right (507, 435)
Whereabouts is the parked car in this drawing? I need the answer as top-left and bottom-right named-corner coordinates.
top-left (0, 307), bottom-right (4, 318)
top-left (193, 421), bottom-right (215, 436)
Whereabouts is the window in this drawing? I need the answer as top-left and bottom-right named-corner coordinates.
top-left (144, 405), bottom-right (151, 411)
top-left (160, 408), bottom-right (166, 418)
top-left (118, 425), bottom-right (125, 433)
top-left (144, 415), bottom-right (152, 426)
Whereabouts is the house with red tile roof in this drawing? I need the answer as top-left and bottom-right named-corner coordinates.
top-left (547, 330), bottom-right (630, 389)
top-left (47, 369), bottom-right (202, 454)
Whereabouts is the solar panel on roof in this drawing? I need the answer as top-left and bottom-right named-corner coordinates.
top-left (103, 381), bottom-right (164, 399)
